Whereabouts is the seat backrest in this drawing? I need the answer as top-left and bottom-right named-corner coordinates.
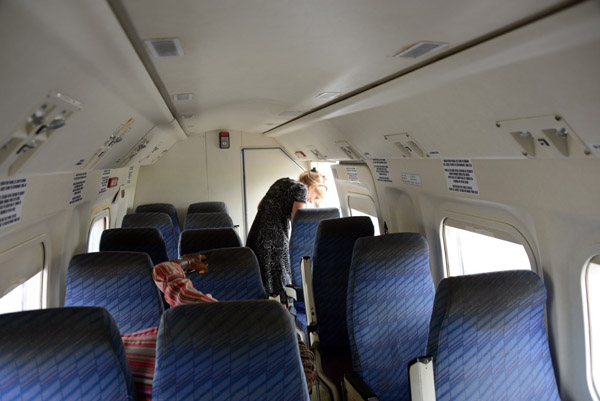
top-left (153, 300), bottom-right (309, 401)
top-left (187, 201), bottom-right (229, 215)
top-left (180, 227), bottom-right (242, 255)
top-left (65, 251), bottom-right (165, 333)
top-left (347, 233), bottom-right (434, 401)
top-left (187, 247), bottom-right (266, 300)
top-left (135, 203), bottom-right (180, 238)
top-left (183, 212), bottom-right (234, 230)
top-left (289, 207), bottom-right (340, 287)
top-left (427, 270), bottom-right (560, 401)
top-left (122, 213), bottom-right (179, 260)
top-left (100, 228), bottom-right (169, 265)
top-left (312, 216), bottom-right (373, 385)
top-left (0, 307), bottom-right (136, 400)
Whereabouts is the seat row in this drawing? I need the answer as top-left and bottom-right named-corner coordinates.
top-left (0, 301), bottom-right (309, 400)
top-left (64, 248), bottom-right (266, 334)
top-left (134, 201), bottom-right (231, 238)
top-left (284, 214), bottom-right (560, 401)
top-left (100, 208), bottom-right (240, 265)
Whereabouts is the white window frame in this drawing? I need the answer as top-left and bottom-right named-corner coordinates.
top-left (583, 254), bottom-right (600, 401)
top-left (87, 207), bottom-right (111, 253)
top-left (347, 193), bottom-right (380, 235)
top-left (440, 214), bottom-right (538, 277)
top-left (0, 234), bottom-right (49, 313)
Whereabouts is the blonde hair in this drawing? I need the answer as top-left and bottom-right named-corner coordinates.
top-left (299, 169), bottom-right (327, 199)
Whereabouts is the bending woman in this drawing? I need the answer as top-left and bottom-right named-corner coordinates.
top-left (245, 169), bottom-right (327, 297)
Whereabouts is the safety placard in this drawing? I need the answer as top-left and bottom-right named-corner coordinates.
top-left (98, 169), bottom-right (111, 194)
top-left (346, 167), bottom-right (360, 182)
top-left (401, 173), bottom-right (422, 186)
top-left (127, 166), bottom-right (135, 185)
top-left (442, 159), bottom-right (479, 195)
top-left (0, 178), bottom-right (27, 229)
top-left (69, 172), bottom-right (87, 204)
top-left (373, 159), bottom-right (392, 183)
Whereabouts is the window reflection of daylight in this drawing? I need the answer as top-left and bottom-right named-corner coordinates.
top-left (586, 260), bottom-right (600, 398)
top-left (0, 271), bottom-right (42, 314)
top-left (445, 225), bottom-right (531, 276)
top-left (88, 215), bottom-right (108, 252)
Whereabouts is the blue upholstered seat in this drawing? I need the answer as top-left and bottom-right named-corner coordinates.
top-left (183, 212), bottom-right (234, 230)
top-left (346, 233), bottom-right (434, 401)
top-left (122, 212), bottom-right (179, 260)
top-left (186, 247), bottom-right (266, 300)
top-left (289, 208), bottom-right (340, 287)
top-left (65, 251), bottom-right (165, 333)
top-left (135, 203), bottom-right (181, 239)
top-left (152, 300), bottom-right (309, 401)
top-left (187, 201), bottom-right (229, 215)
top-left (287, 208), bottom-right (340, 340)
top-left (312, 216), bottom-right (374, 391)
top-left (0, 307), bottom-right (136, 400)
top-left (100, 227), bottom-right (169, 265)
top-left (427, 270), bottom-right (560, 401)
top-left (180, 227), bottom-right (242, 255)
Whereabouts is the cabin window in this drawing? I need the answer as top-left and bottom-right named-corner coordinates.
top-left (348, 194), bottom-right (380, 235)
top-left (88, 209), bottom-right (110, 252)
top-left (585, 255), bottom-right (600, 398)
top-left (442, 218), bottom-right (533, 276)
top-left (0, 236), bottom-right (47, 314)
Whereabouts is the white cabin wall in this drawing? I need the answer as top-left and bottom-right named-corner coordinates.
top-left (364, 157), bottom-right (599, 401)
top-left (266, 3), bottom-right (600, 400)
top-left (134, 130), bottom-right (282, 235)
top-left (0, 167), bottom-right (139, 308)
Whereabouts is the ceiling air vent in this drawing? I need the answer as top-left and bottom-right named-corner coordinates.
top-left (145, 38), bottom-right (184, 58)
top-left (394, 41), bottom-right (448, 59)
top-left (173, 93), bottom-right (193, 101)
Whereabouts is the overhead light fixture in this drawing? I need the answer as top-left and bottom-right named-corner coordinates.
top-left (173, 93), bottom-right (193, 101)
top-left (394, 41), bottom-right (448, 59)
top-left (316, 92), bottom-right (342, 99)
top-left (144, 38), bottom-right (185, 58)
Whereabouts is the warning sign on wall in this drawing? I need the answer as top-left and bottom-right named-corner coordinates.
top-left (69, 172), bottom-right (87, 204)
top-left (346, 167), bottom-right (360, 182)
top-left (0, 178), bottom-right (27, 229)
top-left (401, 173), bottom-right (422, 186)
top-left (373, 159), bottom-right (392, 183)
top-left (98, 169), bottom-right (111, 194)
top-left (442, 159), bottom-right (479, 195)
top-left (127, 166), bottom-right (135, 185)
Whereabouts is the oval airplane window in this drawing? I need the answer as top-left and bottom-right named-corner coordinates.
top-left (0, 235), bottom-right (47, 314)
top-left (442, 217), bottom-right (535, 277)
top-left (348, 193), bottom-right (380, 235)
top-left (585, 255), bottom-right (600, 400)
top-left (87, 208), bottom-right (110, 253)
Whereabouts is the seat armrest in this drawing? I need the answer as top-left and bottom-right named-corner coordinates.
top-left (408, 356), bottom-right (436, 401)
top-left (343, 372), bottom-right (379, 401)
top-left (285, 284), bottom-right (304, 302)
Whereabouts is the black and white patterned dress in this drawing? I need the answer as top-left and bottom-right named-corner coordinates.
top-left (246, 178), bottom-right (307, 296)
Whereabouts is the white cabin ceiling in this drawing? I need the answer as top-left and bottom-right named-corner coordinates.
top-left (115, 0), bottom-right (569, 134)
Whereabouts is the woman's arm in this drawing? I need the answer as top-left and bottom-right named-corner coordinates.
top-left (153, 254), bottom-right (217, 306)
top-left (291, 201), bottom-right (306, 221)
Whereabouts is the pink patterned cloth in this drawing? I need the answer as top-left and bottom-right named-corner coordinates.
top-left (121, 326), bottom-right (158, 401)
top-left (152, 261), bottom-right (218, 305)
top-left (122, 261), bottom-right (217, 400)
